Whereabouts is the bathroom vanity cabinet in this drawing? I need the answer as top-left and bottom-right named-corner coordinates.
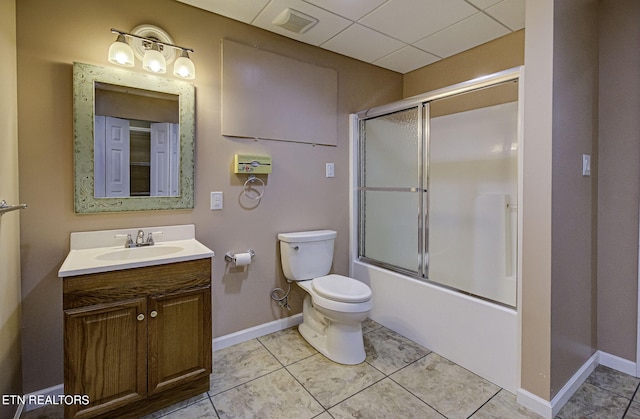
top-left (62, 258), bottom-right (212, 418)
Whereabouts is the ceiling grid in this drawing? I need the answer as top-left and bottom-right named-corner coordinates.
top-left (177, 0), bottom-right (525, 73)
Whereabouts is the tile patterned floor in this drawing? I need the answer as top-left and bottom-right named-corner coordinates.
top-left (21, 319), bottom-right (640, 418)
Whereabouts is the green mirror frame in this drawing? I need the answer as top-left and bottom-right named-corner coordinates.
top-left (73, 62), bottom-right (195, 213)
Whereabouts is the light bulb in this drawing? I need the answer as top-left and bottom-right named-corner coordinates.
top-left (108, 34), bottom-right (134, 67)
top-left (173, 50), bottom-right (195, 79)
top-left (142, 43), bottom-right (166, 74)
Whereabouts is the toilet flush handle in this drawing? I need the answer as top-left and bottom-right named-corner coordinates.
top-left (292, 245), bottom-right (299, 250)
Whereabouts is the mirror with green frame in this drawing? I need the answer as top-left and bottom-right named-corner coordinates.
top-left (73, 62), bottom-right (194, 213)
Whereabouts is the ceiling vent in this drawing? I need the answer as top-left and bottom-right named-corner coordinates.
top-left (272, 8), bottom-right (318, 34)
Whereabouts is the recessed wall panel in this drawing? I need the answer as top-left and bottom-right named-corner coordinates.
top-left (222, 39), bottom-right (338, 145)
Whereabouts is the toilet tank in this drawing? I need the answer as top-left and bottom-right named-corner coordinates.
top-left (278, 230), bottom-right (337, 281)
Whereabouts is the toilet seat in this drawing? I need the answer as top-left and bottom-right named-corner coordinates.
top-left (312, 275), bottom-right (371, 303)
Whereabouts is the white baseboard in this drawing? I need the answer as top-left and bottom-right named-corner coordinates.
top-left (598, 350), bottom-right (637, 376)
top-left (517, 389), bottom-right (553, 419)
top-left (517, 351), bottom-right (599, 418)
top-left (516, 350), bottom-right (638, 418)
top-left (213, 314), bottom-right (303, 351)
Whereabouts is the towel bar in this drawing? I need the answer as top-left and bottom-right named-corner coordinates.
top-left (0, 200), bottom-right (27, 215)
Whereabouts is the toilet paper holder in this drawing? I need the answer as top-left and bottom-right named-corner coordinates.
top-left (224, 249), bottom-right (256, 264)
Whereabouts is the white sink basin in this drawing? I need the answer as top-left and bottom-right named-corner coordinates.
top-left (95, 245), bottom-right (185, 261)
top-left (58, 225), bottom-right (214, 278)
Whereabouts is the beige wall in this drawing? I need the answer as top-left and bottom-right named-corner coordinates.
top-left (597, 0), bottom-right (640, 361)
top-left (403, 30), bottom-right (524, 98)
top-left (520, 0), bottom-right (600, 401)
top-left (520, 0), bottom-right (555, 400)
top-left (550, 0), bottom-right (599, 397)
top-left (16, 0), bottom-right (402, 392)
top-left (0, 0), bottom-right (23, 416)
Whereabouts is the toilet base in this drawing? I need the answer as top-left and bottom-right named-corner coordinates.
top-left (298, 296), bottom-right (367, 365)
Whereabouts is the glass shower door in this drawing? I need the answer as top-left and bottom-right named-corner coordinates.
top-left (359, 107), bottom-right (423, 274)
top-left (427, 82), bottom-right (519, 306)
top-left (356, 72), bottom-right (520, 307)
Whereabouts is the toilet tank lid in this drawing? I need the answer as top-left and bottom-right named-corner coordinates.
top-left (278, 230), bottom-right (337, 243)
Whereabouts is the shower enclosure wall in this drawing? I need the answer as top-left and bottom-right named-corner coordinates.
top-left (350, 67), bottom-right (522, 392)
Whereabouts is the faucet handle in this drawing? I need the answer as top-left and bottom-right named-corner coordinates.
top-left (136, 229), bottom-right (145, 245)
top-left (126, 233), bottom-right (135, 248)
top-left (146, 232), bottom-right (154, 245)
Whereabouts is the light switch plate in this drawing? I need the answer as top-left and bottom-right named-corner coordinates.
top-left (210, 192), bottom-right (223, 210)
top-left (326, 163), bottom-right (335, 178)
top-left (582, 154), bottom-right (591, 176)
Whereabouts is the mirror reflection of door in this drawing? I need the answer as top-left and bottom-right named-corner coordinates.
top-left (94, 82), bottom-right (180, 198)
top-left (94, 116), bottom-right (179, 197)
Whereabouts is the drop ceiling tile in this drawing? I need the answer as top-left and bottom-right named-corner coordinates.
top-left (253, 0), bottom-right (351, 46)
top-left (176, 0), bottom-right (269, 23)
top-left (374, 45), bottom-right (440, 74)
top-left (303, 0), bottom-right (388, 21)
top-left (414, 12), bottom-right (509, 58)
top-left (465, 0), bottom-right (503, 10)
top-left (359, 0), bottom-right (477, 44)
top-left (321, 24), bottom-right (405, 63)
top-left (486, 0), bottom-right (525, 30)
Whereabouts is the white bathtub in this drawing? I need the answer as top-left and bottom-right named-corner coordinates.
top-left (352, 260), bottom-right (519, 392)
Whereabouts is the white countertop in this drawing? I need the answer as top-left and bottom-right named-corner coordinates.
top-left (58, 224), bottom-right (214, 278)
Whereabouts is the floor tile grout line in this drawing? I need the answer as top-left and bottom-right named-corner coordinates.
top-left (282, 359), bottom-right (331, 416)
top-left (587, 381), bottom-right (637, 403)
top-left (386, 350), bottom-right (432, 376)
top-left (255, 335), bottom-right (289, 368)
top-left (386, 352), bottom-right (452, 418)
top-left (210, 333), bottom-right (314, 398)
top-left (205, 392), bottom-right (221, 419)
top-left (618, 380), bottom-right (640, 418)
top-left (465, 388), bottom-right (503, 418)
top-left (256, 331), bottom-right (319, 368)
top-left (325, 375), bottom-right (389, 412)
top-left (387, 373), bottom-right (450, 418)
top-left (209, 365), bottom-right (287, 397)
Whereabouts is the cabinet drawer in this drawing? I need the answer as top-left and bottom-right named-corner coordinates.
top-left (63, 258), bottom-right (211, 309)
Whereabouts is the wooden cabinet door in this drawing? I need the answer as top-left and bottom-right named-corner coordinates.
top-left (64, 298), bottom-right (147, 418)
top-left (147, 287), bottom-right (212, 395)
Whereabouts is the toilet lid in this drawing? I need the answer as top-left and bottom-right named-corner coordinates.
top-left (312, 275), bottom-right (372, 303)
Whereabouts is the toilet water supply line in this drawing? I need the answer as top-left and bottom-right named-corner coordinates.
top-left (271, 280), bottom-right (292, 310)
top-left (223, 247), bottom-right (290, 309)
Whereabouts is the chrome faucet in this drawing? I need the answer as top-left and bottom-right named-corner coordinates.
top-left (120, 230), bottom-right (156, 248)
top-left (125, 234), bottom-right (135, 248)
top-left (120, 230), bottom-right (155, 248)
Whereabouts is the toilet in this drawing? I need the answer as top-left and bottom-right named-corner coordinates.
top-left (278, 230), bottom-right (372, 365)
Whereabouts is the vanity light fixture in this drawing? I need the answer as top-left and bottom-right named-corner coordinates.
top-left (142, 42), bottom-right (167, 74)
top-left (107, 34), bottom-right (134, 67)
top-left (173, 50), bottom-right (196, 79)
top-left (108, 27), bottom-right (195, 79)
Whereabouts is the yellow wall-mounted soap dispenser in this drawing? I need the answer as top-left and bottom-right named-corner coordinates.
top-left (233, 154), bottom-right (272, 174)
